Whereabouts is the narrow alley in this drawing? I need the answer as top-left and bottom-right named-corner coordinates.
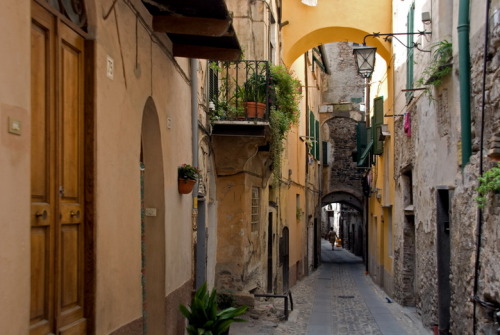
top-left (3, 0), bottom-right (499, 334)
top-left (232, 239), bottom-right (432, 335)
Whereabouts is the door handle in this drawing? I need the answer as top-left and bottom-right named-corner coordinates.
top-left (70, 210), bottom-right (80, 218)
top-left (35, 210), bottom-right (48, 220)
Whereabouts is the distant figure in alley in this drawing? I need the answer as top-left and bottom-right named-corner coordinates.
top-left (326, 227), bottom-right (338, 250)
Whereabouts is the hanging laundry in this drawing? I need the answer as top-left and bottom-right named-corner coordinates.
top-left (301, 0), bottom-right (318, 6)
top-left (404, 112), bottom-right (411, 137)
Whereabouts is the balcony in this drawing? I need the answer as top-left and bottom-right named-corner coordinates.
top-left (209, 60), bottom-right (271, 137)
top-left (143, 0), bottom-right (242, 60)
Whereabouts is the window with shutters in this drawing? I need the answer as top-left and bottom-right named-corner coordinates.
top-left (307, 111), bottom-right (321, 160)
top-left (208, 64), bottom-right (219, 105)
top-left (315, 120), bottom-right (320, 160)
top-left (309, 111), bottom-right (315, 157)
top-left (356, 121), bottom-right (371, 167)
top-left (373, 96), bottom-right (384, 155)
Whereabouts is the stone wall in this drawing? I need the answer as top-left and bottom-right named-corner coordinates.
top-left (392, 4), bottom-right (500, 334)
top-left (322, 42), bottom-right (365, 106)
top-left (448, 13), bottom-right (500, 335)
top-left (393, 99), bottom-right (440, 323)
top-left (326, 116), bottom-right (364, 193)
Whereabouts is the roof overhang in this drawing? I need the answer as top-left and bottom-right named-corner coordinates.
top-left (142, 0), bottom-right (242, 60)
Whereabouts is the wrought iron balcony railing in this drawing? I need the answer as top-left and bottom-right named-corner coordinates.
top-left (208, 60), bottom-right (271, 122)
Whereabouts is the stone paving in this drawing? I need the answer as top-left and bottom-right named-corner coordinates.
top-left (230, 239), bottom-right (433, 335)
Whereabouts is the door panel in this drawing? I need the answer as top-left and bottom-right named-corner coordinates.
top-left (31, 1), bottom-right (86, 333)
top-left (58, 22), bottom-right (86, 333)
top-left (31, 3), bottom-right (56, 334)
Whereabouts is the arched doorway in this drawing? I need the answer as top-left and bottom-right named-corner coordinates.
top-left (140, 97), bottom-right (166, 335)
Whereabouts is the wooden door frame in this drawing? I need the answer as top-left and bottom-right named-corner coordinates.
top-left (83, 39), bottom-right (96, 334)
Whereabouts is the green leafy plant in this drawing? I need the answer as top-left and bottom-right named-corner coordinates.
top-left (242, 72), bottom-right (267, 103)
top-left (178, 164), bottom-right (201, 180)
top-left (270, 65), bottom-right (301, 122)
top-left (268, 65), bottom-right (302, 186)
top-left (417, 40), bottom-right (453, 98)
top-left (179, 283), bottom-right (248, 335)
top-left (476, 162), bottom-right (500, 208)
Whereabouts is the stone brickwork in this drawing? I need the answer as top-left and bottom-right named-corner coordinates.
top-left (322, 42), bottom-right (365, 107)
top-left (326, 117), bottom-right (364, 192)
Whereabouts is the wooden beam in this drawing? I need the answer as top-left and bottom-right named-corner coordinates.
top-left (173, 44), bottom-right (242, 61)
top-left (153, 15), bottom-right (231, 36)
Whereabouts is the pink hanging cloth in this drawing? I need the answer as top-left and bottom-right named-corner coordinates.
top-left (404, 112), bottom-right (411, 137)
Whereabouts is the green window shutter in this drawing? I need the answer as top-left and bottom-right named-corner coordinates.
top-left (373, 96), bottom-right (384, 126)
top-left (309, 111), bottom-right (315, 155)
top-left (373, 96), bottom-right (384, 155)
top-left (356, 121), bottom-right (370, 167)
top-left (315, 120), bottom-right (320, 160)
top-left (406, 3), bottom-right (415, 102)
top-left (356, 121), bottom-right (366, 156)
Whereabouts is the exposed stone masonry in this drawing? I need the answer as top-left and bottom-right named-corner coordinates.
top-left (328, 117), bottom-right (363, 191)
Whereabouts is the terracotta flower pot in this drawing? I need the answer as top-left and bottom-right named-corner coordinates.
top-left (245, 102), bottom-right (266, 118)
top-left (178, 178), bottom-right (196, 194)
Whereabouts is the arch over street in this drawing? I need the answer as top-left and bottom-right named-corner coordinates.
top-left (281, 0), bottom-right (392, 66)
top-left (322, 191), bottom-right (363, 212)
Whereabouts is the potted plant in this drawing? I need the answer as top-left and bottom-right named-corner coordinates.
top-left (416, 40), bottom-right (453, 99)
top-left (179, 283), bottom-right (248, 335)
top-left (178, 164), bottom-right (200, 194)
top-left (242, 72), bottom-right (267, 118)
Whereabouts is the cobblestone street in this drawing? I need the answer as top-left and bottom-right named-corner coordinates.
top-left (231, 239), bottom-right (433, 335)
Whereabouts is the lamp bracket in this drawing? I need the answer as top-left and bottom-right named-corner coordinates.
top-left (363, 31), bottom-right (432, 52)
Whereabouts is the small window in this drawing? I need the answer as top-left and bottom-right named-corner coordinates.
top-left (208, 63), bottom-right (219, 105)
top-left (251, 187), bottom-right (260, 231)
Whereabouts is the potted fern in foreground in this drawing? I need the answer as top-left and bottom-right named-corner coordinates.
top-left (179, 283), bottom-right (248, 335)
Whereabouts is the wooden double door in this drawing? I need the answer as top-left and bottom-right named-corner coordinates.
top-left (30, 1), bottom-right (89, 334)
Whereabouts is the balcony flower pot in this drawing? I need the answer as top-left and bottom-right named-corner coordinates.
top-left (244, 101), bottom-right (266, 118)
top-left (242, 72), bottom-right (267, 118)
top-left (178, 178), bottom-right (196, 194)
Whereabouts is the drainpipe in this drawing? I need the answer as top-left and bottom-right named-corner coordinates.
top-left (191, 58), bottom-right (205, 289)
top-left (458, 0), bottom-right (471, 167)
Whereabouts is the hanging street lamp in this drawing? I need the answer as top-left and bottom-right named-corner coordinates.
top-left (352, 45), bottom-right (377, 79)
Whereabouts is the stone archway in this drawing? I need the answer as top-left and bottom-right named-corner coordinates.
top-left (322, 191), bottom-right (363, 212)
